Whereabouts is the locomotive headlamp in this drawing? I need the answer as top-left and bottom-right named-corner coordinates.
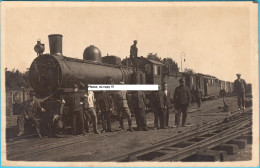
top-left (34, 39), bottom-right (45, 56)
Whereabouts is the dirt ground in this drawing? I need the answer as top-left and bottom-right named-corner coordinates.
top-left (6, 96), bottom-right (252, 162)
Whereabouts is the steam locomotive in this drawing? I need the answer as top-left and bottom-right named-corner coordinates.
top-left (29, 34), bottom-right (236, 100)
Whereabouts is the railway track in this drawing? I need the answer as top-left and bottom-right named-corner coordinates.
top-left (105, 109), bottom-right (252, 162)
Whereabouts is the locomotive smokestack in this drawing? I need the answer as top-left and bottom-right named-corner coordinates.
top-left (48, 34), bottom-right (63, 56)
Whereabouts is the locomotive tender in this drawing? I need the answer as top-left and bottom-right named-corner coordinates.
top-left (29, 34), bottom-right (235, 99)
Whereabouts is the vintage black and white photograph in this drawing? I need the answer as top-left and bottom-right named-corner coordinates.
top-left (1, 1), bottom-right (259, 167)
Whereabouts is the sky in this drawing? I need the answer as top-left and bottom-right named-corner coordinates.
top-left (2, 2), bottom-right (258, 83)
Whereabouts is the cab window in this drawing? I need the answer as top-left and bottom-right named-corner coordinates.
top-left (153, 65), bottom-right (161, 76)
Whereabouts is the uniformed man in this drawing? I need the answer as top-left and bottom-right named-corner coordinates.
top-left (132, 91), bottom-right (148, 131)
top-left (162, 83), bottom-right (172, 128)
top-left (195, 86), bottom-right (203, 109)
top-left (190, 86), bottom-right (196, 104)
top-left (17, 92), bottom-right (46, 138)
top-left (82, 87), bottom-right (100, 134)
top-left (96, 91), bottom-right (113, 133)
top-left (44, 89), bottom-right (66, 137)
top-left (151, 85), bottom-right (167, 129)
top-left (173, 78), bottom-right (191, 127)
top-left (114, 82), bottom-right (134, 132)
top-left (234, 74), bottom-right (247, 110)
top-left (130, 40), bottom-right (138, 71)
top-left (69, 84), bottom-right (85, 136)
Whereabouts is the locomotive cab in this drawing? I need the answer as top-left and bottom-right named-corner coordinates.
top-left (136, 57), bottom-right (166, 86)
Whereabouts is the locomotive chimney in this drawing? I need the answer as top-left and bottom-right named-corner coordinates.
top-left (48, 34), bottom-right (63, 56)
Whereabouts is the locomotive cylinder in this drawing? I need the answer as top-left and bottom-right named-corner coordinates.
top-left (48, 34), bottom-right (63, 56)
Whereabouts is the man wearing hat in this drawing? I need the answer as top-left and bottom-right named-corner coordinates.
top-left (131, 90), bottom-right (148, 131)
top-left (151, 85), bottom-right (167, 129)
top-left (173, 78), bottom-right (191, 127)
top-left (68, 84), bottom-right (85, 136)
top-left (234, 74), bottom-right (247, 110)
top-left (130, 40), bottom-right (138, 71)
top-left (114, 82), bottom-right (134, 132)
top-left (82, 85), bottom-right (100, 134)
top-left (17, 92), bottom-right (46, 137)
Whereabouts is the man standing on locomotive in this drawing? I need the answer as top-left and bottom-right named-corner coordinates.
top-left (114, 82), bottom-right (134, 132)
top-left (69, 84), bottom-right (85, 136)
top-left (173, 78), bottom-right (191, 127)
top-left (234, 73), bottom-right (247, 111)
top-left (130, 40), bottom-right (138, 72)
top-left (82, 85), bottom-right (100, 134)
top-left (17, 92), bottom-right (46, 138)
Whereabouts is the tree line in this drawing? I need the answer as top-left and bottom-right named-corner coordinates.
top-left (5, 68), bottom-right (30, 90)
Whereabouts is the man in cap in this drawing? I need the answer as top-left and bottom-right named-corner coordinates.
top-left (173, 78), bottom-right (191, 127)
top-left (114, 82), bottom-right (134, 132)
top-left (130, 40), bottom-right (138, 71)
top-left (17, 92), bottom-right (46, 138)
top-left (44, 89), bottom-right (66, 137)
top-left (96, 91), bottom-right (113, 133)
top-left (162, 83), bottom-right (172, 128)
top-left (195, 86), bottom-right (203, 109)
top-left (131, 90), bottom-right (148, 131)
top-left (82, 84), bottom-right (100, 134)
top-left (69, 84), bottom-right (85, 136)
top-left (151, 85), bottom-right (167, 129)
top-left (234, 74), bottom-right (247, 110)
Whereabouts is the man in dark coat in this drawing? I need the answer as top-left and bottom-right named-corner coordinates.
top-left (69, 84), bottom-right (85, 136)
top-left (96, 91), bottom-right (113, 132)
top-left (234, 73), bottom-right (247, 110)
top-left (173, 78), bottom-right (191, 127)
top-left (190, 86), bottom-right (196, 104)
top-left (195, 86), bottom-right (203, 109)
top-left (132, 91), bottom-right (148, 131)
top-left (162, 83), bottom-right (172, 127)
top-left (130, 40), bottom-right (138, 71)
top-left (17, 92), bottom-right (46, 138)
top-left (151, 85), bottom-right (167, 129)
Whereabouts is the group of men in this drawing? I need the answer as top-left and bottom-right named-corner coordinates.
top-left (17, 77), bottom-right (195, 138)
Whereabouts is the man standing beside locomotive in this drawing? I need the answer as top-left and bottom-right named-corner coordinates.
top-left (162, 83), bottom-right (172, 128)
top-left (17, 92), bottom-right (46, 138)
top-left (96, 91), bottom-right (113, 133)
top-left (173, 78), bottom-right (191, 127)
top-left (114, 82), bottom-right (134, 132)
top-left (234, 73), bottom-right (247, 111)
top-left (130, 40), bottom-right (138, 72)
top-left (82, 86), bottom-right (100, 134)
top-left (69, 84), bottom-right (85, 136)
top-left (131, 91), bottom-right (148, 131)
top-left (151, 85), bottom-right (167, 129)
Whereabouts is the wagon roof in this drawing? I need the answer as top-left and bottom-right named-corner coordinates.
top-left (145, 59), bottom-right (165, 65)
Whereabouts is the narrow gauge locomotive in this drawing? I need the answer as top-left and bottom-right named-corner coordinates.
top-left (29, 34), bottom-right (234, 100)
top-left (29, 34), bottom-right (134, 97)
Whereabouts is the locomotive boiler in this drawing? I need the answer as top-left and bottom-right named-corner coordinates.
top-left (29, 34), bottom-right (133, 97)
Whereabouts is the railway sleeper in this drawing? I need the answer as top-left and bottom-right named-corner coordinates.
top-left (181, 150), bottom-right (227, 162)
top-left (135, 141), bottom-right (196, 161)
top-left (236, 134), bottom-right (252, 144)
top-left (226, 139), bottom-right (247, 149)
top-left (211, 144), bottom-right (238, 155)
